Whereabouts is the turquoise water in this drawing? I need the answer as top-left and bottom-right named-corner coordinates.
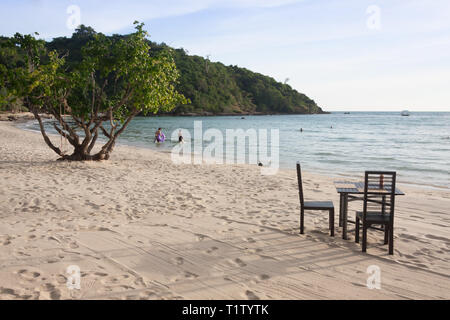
top-left (22, 112), bottom-right (450, 188)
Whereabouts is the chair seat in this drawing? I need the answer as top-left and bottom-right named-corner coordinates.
top-left (304, 201), bottom-right (334, 210)
top-left (356, 211), bottom-right (390, 223)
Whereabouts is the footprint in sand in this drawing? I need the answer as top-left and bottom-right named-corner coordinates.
top-left (105, 274), bottom-right (130, 285)
top-left (195, 234), bottom-right (207, 242)
top-left (56, 274), bottom-right (67, 285)
top-left (16, 269), bottom-right (41, 281)
top-left (0, 236), bottom-right (12, 246)
top-left (14, 250), bottom-right (31, 257)
top-left (68, 241), bottom-right (79, 249)
top-left (94, 272), bottom-right (108, 277)
top-left (247, 248), bottom-right (263, 254)
top-left (206, 247), bottom-right (219, 254)
top-left (119, 285), bottom-right (135, 290)
top-left (228, 258), bottom-right (247, 268)
top-left (0, 287), bottom-right (21, 298)
top-left (424, 234), bottom-right (450, 244)
top-left (173, 257), bottom-right (184, 265)
top-left (244, 290), bottom-right (260, 300)
top-left (258, 274), bottom-right (270, 281)
top-left (42, 283), bottom-right (61, 300)
top-left (184, 272), bottom-right (198, 279)
top-left (351, 282), bottom-right (366, 288)
top-left (170, 271), bottom-right (198, 282)
top-left (139, 291), bottom-right (156, 299)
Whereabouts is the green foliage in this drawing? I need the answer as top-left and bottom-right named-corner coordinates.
top-left (168, 49), bottom-right (323, 115)
top-left (1, 24), bottom-right (322, 116)
top-left (1, 23), bottom-right (186, 121)
top-left (0, 23), bottom-right (188, 160)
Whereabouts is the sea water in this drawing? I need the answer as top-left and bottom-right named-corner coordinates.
top-left (20, 112), bottom-right (450, 188)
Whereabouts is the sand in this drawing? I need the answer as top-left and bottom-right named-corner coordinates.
top-left (0, 121), bottom-right (449, 300)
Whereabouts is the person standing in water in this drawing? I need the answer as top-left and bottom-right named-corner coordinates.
top-left (154, 128), bottom-right (161, 142)
top-left (178, 130), bottom-right (184, 143)
top-left (155, 128), bottom-right (165, 143)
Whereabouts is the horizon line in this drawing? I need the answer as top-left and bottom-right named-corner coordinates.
top-left (324, 109), bottom-right (450, 112)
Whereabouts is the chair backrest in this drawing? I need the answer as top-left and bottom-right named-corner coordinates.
top-left (363, 171), bottom-right (397, 222)
top-left (296, 162), bottom-right (304, 207)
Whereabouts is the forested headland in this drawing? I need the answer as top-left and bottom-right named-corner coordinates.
top-left (1, 26), bottom-right (325, 115)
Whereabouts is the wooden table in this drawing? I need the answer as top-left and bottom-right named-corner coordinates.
top-left (334, 181), bottom-right (405, 240)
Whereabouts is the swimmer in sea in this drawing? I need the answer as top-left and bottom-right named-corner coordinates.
top-left (178, 130), bottom-right (184, 143)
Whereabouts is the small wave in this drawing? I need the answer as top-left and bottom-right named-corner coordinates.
top-left (362, 157), bottom-right (397, 161)
top-left (389, 166), bottom-right (448, 174)
top-left (314, 152), bottom-right (336, 156)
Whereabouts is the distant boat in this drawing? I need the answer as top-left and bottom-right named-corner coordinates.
top-left (344, 112), bottom-right (350, 114)
top-left (401, 110), bottom-right (411, 116)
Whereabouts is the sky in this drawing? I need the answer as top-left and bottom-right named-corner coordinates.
top-left (1, 0), bottom-right (449, 111)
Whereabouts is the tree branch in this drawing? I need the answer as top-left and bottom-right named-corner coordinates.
top-left (51, 109), bottom-right (80, 145)
top-left (53, 123), bottom-right (77, 147)
top-left (99, 125), bottom-right (111, 139)
top-left (87, 129), bottom-right (98, 154)
top-left (31, 109), bottom-right (63, 157)
top-left (111, 85), bottom-right (134, 113)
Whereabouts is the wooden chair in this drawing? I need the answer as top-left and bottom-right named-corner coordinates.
top-left (296, 162), bottom-right (335, 236)
top-left (355, 171), bottom-right (397, 255)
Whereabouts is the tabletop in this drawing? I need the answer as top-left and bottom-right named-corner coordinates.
top-left (334, 181), bottom-right (405, 196)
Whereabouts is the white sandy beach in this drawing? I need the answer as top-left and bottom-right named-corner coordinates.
top-left (0, 121), bottom-right (449, 300)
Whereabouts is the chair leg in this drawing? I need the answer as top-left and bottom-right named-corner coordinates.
top-left (355, 216), bottom-right (360, 243)
top-left (362, 223), bottom-right (367, 253)
top-left (300, 208), bottom-right (305, 234)
top-left (339, 194), bottom-right (343, 227)
top-left (329, 208), bottom-right (335, 237)
top-left (384, 225), bottom-right (389, 245)
top-left (389, 224), bottom-right (394, 255)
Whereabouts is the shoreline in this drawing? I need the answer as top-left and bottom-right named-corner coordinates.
top-left (0, 112), bottom-right (53, 123)
top-left (154, 111), bottom-right (331, 117)
top-left (13, 116), bottom-right (450, 191)
top-left (1, 120), bottom-right (449, 300)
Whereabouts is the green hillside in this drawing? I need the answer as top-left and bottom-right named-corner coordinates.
top-left (1, 26), bottom-right (324, 115)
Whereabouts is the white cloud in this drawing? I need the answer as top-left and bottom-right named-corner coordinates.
top-left (0, 0), bottom-right (305, 39)
top-left (1, 0), bottom-right (449, 110)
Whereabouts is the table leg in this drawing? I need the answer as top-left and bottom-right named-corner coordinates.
top-left (342, 194), bottom-right (349, 240)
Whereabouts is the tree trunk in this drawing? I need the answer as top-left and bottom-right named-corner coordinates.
top-left (58, 145), bottom-right (108, 161)
top-left (33, 108), bottom-right (138, 162)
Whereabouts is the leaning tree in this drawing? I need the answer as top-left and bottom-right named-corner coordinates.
top-left (0, 22), bottom-right (187, 160)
